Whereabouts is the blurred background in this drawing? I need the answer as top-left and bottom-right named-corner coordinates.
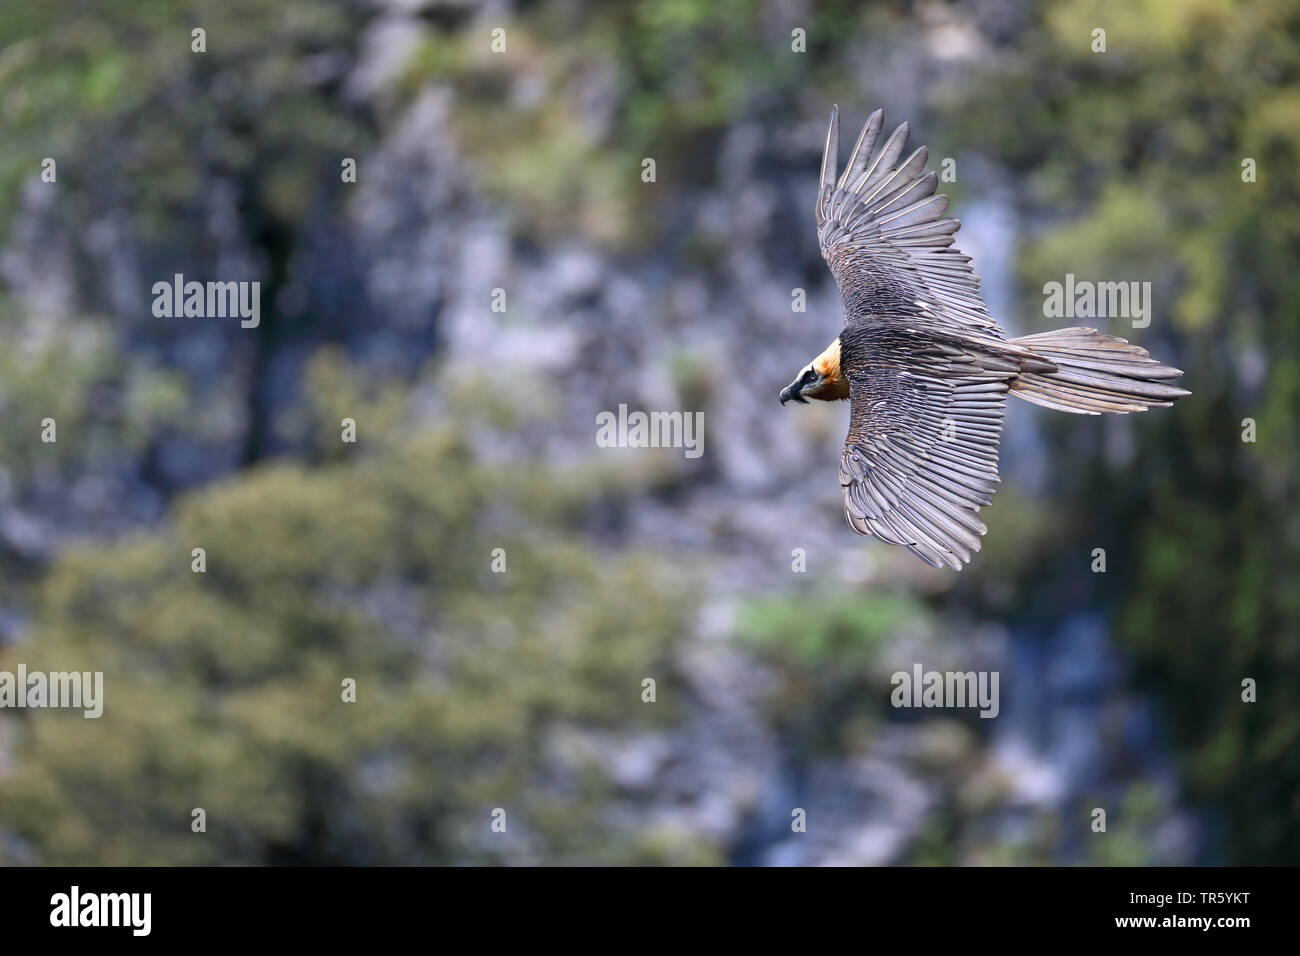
top-left (0, 0), bottom-right (1297, 866)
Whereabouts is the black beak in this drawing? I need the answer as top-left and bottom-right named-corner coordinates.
top-left (780, 383), bottom-right (808, 405)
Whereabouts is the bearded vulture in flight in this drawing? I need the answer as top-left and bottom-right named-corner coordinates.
top-left (779, 107), bottom-right (1190, 569)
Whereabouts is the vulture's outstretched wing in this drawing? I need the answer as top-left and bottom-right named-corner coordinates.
top-left (815, 106), bottom-right (1002, 337)
top-left (838, 329), bottom-right (1018, 569)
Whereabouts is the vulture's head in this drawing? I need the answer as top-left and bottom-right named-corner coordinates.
top-left (780, 338), bottom-right (850, 405)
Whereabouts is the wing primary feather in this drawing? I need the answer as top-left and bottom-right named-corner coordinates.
top-left (818, 105), bottom-right (840, 220)
top-left (836, 108), bottom-right (884, 193)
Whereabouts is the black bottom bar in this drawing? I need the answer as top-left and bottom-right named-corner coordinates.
top-left (0, 865), bottom-right (1285, 942)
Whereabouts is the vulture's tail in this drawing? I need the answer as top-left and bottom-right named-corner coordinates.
top-left (1007, 327), bottom-right (1190, 415)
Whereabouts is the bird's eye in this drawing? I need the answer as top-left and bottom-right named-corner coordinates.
top-left (802, 369), bottom-right (819, 384)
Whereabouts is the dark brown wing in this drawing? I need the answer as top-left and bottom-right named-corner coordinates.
top-left (838, 328), bottom-right (1019, 569)
top-left (816, 106), bottom-right (1002, 338)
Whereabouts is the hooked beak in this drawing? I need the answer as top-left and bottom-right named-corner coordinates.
top-left (780, 382), bottom-right (809, 405)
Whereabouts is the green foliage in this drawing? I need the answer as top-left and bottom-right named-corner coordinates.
top-left (1085, 784), bottom-right (1167, 867)
top-left (738, 591), bottom-right (925, 668)
top-left (0, 304), bottom-right (186, 479)
top-left (734, 590), bottom-right (930, 758)
top-left (0, 1), bottom-right (371, 246)
top-left (0, 359), bottom-right (696, 865)
top-left (396, 0), bottom-right (862, 247)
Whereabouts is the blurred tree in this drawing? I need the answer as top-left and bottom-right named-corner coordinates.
top-left (0, 354), bottom-right (698, 865)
